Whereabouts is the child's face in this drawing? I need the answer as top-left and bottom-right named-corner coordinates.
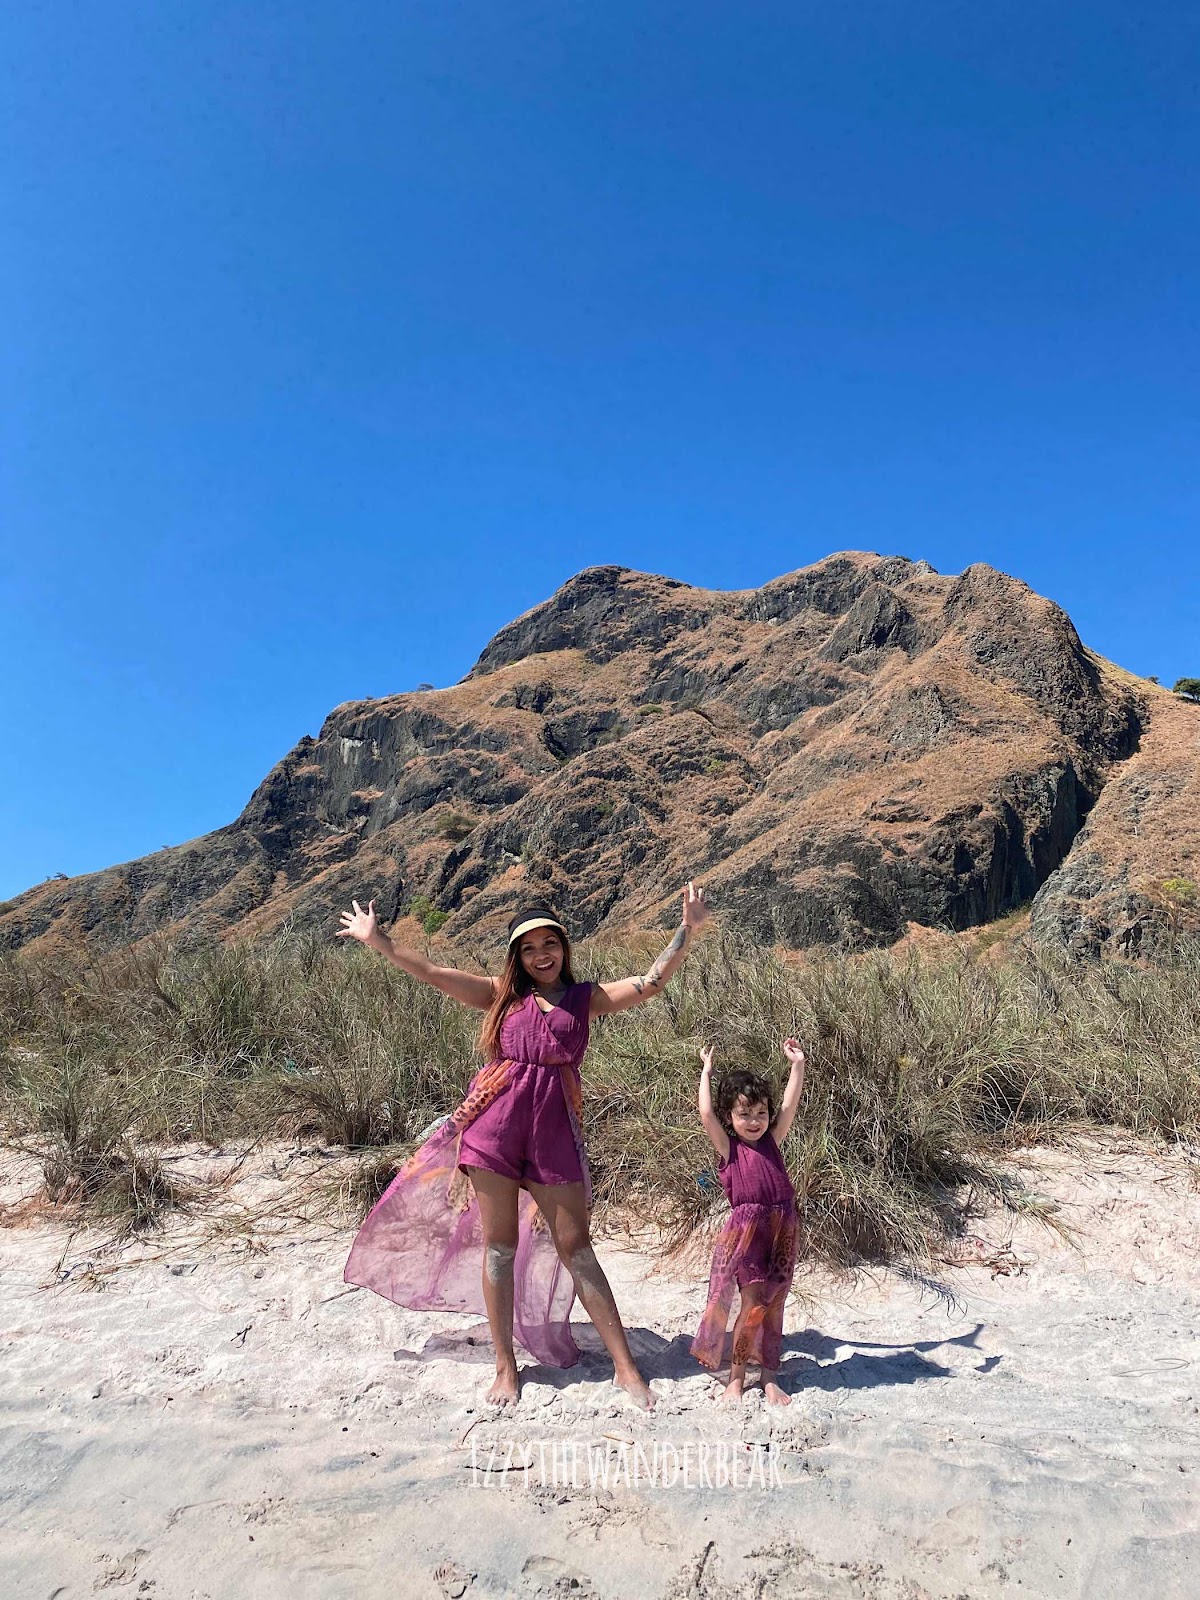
top-left (730, 1095), bottom-right (770, 1141)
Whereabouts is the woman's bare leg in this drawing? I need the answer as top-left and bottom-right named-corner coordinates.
top-left (465, 1166), bottom-right (522, 1405)
top-left (527, 1181), bottom-right (655, 1409)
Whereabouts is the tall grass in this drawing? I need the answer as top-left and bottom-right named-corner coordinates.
top-left (1, 926), bottom-right (1197, 1257)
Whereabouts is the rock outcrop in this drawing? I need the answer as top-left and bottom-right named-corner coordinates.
top-left (2, 552), bottom-right (1194, 958)
top-left (1029, 688), bottom-right (1200, 954)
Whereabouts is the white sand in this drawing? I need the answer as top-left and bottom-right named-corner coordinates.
top-left (1, 1139), bottom-right (1197, 1600)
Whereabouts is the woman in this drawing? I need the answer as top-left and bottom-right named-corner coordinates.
top-left (338, 883), bottom-right (710, 1408)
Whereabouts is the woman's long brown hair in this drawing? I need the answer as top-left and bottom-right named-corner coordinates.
top-left (479, 930), bottom-right (578, 1060)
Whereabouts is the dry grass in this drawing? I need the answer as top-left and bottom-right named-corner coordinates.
top-left (1, 1022), bottom-right (197, 1235)
top-left (3, 925), bottom-right (1197, 1257)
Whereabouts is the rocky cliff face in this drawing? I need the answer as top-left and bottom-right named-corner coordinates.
top-left (2, 553), bottom-right (1194, 958)
top-left (1029, 689), bottom-right (1200, 955)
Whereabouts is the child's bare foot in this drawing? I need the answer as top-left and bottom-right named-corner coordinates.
top-left (721, 1375), bottom-right (745, 1404)
top-left (486, 1361), bottom-right (521, 1406)
top-left (763, 1379), bottom-right (791, 1407)
top-left (613, 1369), bottom-right (656, 1410)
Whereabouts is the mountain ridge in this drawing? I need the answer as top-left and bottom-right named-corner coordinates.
top-left (3, 552), bottom-right (1197, 958)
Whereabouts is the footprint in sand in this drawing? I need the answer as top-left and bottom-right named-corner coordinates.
top-left (520, 1554), bottom-right (598, 1596)
top-left (434, 1560), bottom-right (474, 1599)
top-left (91, 1548), bottom-right (150, 1590)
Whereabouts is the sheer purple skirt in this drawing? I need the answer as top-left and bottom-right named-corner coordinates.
top-left (690, 1200), bottom-right (799, 1372)
top-left (344, 1052), bottom-right (589, 1369)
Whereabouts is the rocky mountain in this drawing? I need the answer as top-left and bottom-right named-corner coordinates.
top-left (3, 554), bottom-right (1197, 958)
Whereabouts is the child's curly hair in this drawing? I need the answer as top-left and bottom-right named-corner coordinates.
top-left (713, 1069), bottom-right (777, 1133)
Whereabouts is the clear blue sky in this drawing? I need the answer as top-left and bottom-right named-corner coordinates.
top-left (3, 2), bottom-right (1197, 901)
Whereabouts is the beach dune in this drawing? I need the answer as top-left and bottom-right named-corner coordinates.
top-left (1, 1139), bottom-right (1197, 1600)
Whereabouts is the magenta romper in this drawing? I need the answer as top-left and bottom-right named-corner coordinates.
top-left (344, 983), bottom-right (593, 1368)
top-left (690, 1130), bottom-right (799, 1373)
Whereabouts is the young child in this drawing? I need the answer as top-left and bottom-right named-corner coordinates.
top-left (690, 1038), bottom-right (806, 1404)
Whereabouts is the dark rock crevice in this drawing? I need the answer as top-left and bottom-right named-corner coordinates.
top-left (817, 583), bottom-right (923, 664)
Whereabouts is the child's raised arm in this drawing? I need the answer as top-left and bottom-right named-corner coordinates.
top-left (698, 1045), bottom-right (730, 1163)
top-left (771, 1037), bottom-right (807, 1143)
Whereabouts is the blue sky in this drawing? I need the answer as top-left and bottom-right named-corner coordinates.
top-left (2, 2), bottom-right (1197, 901)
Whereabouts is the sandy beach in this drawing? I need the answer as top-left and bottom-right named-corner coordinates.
top-left (2, 1139), bottom-right (1197, 1600)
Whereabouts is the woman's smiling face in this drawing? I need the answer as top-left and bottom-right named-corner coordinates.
top-left (518, 927), bottom-right (564, 987)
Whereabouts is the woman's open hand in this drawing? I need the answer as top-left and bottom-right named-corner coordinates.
top-left (681, 881), bottom-right (710, 932)
top-left (337, 898), bottom-right (379, 944)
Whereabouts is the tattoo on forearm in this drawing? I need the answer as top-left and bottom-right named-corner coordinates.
top-left (642, 925), bottom-right (688, 990)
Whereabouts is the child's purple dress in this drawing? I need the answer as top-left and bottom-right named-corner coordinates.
top-left (343, 983), bottom-right (593, 1368)
top-left (690, 1130), bottom-right (799, 1373)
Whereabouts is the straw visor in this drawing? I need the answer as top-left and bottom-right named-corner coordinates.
top-left (507, 912), bottom-right (568, 946)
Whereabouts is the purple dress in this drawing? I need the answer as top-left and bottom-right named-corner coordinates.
top-left (691, 1131), bottom-right (799, 1373)
top-left (458, 986), bottom-right (589, 1186)
top-left (343, 983), bottom-right (593, 1368)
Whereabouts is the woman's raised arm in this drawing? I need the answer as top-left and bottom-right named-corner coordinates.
top-left (337, 899), bottom-right (495, 1010)
top-left (590, 883), bottom-right (710, 1016)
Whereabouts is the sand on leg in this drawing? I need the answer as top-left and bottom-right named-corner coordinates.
top-left (527, 1180), bottom-right (655, 1410)
top-left (466, 1166), bottom-right (522, 1405)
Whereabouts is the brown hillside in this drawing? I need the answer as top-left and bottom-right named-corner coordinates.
top-left (1030, 678), bottom-right (1200, 953)
top-left (2, 552), bottom-right (1189, 958)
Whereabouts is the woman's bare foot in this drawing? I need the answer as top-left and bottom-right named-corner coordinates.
top-left (721, 1375), bottom-right (745, 1403)
top-left (486, 1361), bottom-right (521, 1406)
top-left (763, 1379), bottom-right (791, 1407)
top-left (613, 1369), bottom-right (656, 1410)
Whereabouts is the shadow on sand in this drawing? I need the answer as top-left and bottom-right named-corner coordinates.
top-left (395, 1319), bottom-right (999, 1396)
